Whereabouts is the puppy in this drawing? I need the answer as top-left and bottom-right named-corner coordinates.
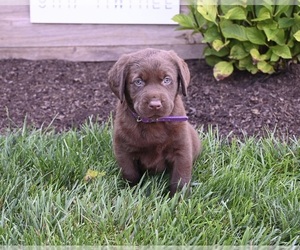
top-left (108, 48), bottom-right (201, 196)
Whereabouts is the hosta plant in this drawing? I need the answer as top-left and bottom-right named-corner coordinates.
top-left (173, 1), bottom-right (300, 80)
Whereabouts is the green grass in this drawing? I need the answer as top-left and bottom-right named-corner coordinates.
top-left (0, 119), bottom-right (300, 245)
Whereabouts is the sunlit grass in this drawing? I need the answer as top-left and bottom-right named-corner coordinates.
top-left (0, 120), bottom-right (299, 245)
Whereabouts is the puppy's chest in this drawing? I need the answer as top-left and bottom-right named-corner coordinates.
top-left (137, 123), bottom-right (178, 144)
top-left (134, 144), bottom-right (173, 172)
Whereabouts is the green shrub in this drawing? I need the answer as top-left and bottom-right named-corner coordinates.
top-left (173, 1), bottom-right (300, 80)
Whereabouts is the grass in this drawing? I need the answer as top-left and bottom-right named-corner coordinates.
top-left (0, 119), bottom-right (300, 246)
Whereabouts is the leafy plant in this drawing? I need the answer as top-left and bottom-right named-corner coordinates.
top-left (173, 1), bottom-right (300, 80)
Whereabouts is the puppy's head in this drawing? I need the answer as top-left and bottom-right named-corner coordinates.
top-left (108, 48), bottom-right (190, 118)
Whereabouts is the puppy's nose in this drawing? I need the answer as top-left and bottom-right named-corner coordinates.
top-left (148, 100), bottom-right (162, 110)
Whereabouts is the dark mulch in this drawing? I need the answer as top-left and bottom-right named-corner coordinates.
top-left (1, 58), bottom-right (300, 139)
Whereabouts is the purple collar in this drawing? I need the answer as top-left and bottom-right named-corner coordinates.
top-left (130, 110), bottom-right (188, 123)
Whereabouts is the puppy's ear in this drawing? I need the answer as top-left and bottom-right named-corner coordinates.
top-left (108, 54), bottom-right (129, 102)
top-left (168, 50), bottom-right (190, 96)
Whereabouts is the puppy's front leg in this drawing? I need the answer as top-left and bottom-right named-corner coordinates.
top-left (169, 156), bottom-right (193, 196)
top-left (115, 150), bottom-right (142, 186)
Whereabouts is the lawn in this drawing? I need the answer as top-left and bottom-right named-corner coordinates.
top-left (0, 119), bottom-right (300, 245)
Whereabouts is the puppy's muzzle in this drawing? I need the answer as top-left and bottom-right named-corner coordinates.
top-left (148, 99), bottom-right (162, 110)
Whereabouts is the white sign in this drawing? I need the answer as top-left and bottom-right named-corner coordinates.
top-left (30, 0), bottom-right (180, 24)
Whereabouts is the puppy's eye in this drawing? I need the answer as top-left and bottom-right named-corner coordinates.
top-left (162, 76), bottom-right (172, 86)
top-left (133, 78), bottom-right (145, 87)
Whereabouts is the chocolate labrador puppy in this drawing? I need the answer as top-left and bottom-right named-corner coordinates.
top-left (108, 48), bottom-right (201, 196)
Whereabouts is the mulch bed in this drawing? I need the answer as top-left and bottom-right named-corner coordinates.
top-left (1, 58), bottom-right (300, 139)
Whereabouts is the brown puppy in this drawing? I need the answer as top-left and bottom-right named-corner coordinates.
top-left (108, 48), bottom-right (201, 196)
